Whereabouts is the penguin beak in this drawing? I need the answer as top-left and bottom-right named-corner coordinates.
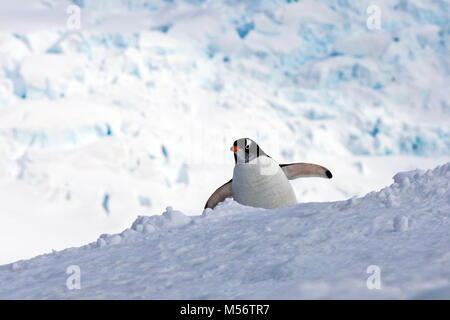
top-left (230, 146), bottom-right (239, 152)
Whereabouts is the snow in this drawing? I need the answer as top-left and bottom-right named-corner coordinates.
top-left (0, 0), bottom-right (449, 265)
top-left (0, 163), bottom-right (448, 299)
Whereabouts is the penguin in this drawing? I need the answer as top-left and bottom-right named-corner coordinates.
top-left (204, 138), bottom-right (332, 210)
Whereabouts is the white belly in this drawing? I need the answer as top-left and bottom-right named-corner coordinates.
top-left (232, 157), bottom-right (297, 209)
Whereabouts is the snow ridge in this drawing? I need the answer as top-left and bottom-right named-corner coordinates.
top-left (0, 163), bottom-right (448, 299)
top-left (341, 162), bottom-right (450, 210)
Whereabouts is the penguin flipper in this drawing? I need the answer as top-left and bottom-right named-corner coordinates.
top-left (204, 179), bottom-right (233, 209)
top-left (280, 163), bottom-right (332, 180)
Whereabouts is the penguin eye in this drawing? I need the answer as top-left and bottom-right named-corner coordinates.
top-left (245, 144), bottom-right (250, 150)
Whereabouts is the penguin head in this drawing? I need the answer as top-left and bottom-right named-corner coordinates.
top-left (230, 138), bottom-right (267, 164)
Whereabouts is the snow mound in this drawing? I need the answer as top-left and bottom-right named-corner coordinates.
top-left (96, 206), bottom-right (192, 248)
top-left (202, 197), bottom-right (263, 217)
top-left (0, 163), bottom-right (449, 299)
top-left (341, 162), bottom-right (450, 210)
top-left (130, 206), bottom-right (192, 234)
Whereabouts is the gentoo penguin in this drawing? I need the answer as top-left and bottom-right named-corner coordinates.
top-left (204, 138), bottom-right (332, 210)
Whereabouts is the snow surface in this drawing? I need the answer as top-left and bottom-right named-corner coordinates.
top-left (0, 0), bottom-right (449, 264)
top-left (0, 163), bottom-right (449, 299)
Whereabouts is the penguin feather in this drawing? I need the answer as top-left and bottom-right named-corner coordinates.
top-left (280, 163), bottom-right (332, 180)
top-left (204, 179), bottom-right (232, 209)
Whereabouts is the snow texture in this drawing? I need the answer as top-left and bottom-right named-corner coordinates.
top-left (0, 0), bottom-right (449, 264)
top-left (0, 163), bottom-right (449, 299)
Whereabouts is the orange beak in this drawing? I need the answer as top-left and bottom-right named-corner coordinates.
top-left (230, 146), bottom-right (239, 152)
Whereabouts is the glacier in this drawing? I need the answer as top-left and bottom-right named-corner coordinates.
top-left (0, 0), bottom-right (449, 264)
